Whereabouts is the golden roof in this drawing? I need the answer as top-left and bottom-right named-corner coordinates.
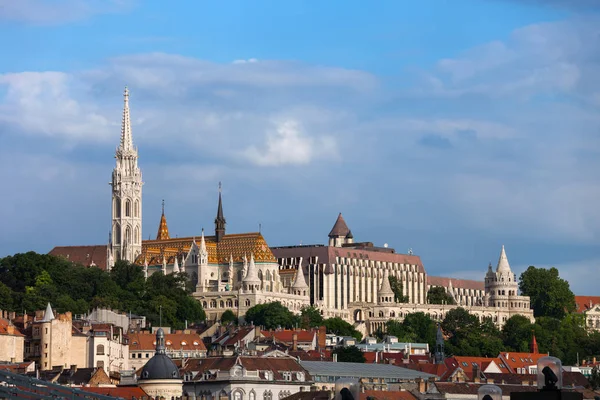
top-left (135, 232), bottom-right (276, 266)
top-left (156, 214), bottom-right (170, 240)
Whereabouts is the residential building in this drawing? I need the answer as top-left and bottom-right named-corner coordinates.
top-left (0, 317), bottom-right (24, 363)
top-left (575, 296), bottom-right (600, 331)
top-left (129, 329), bottom-right (207, 370)
top-left (180, 356), bottom-right (312, 400)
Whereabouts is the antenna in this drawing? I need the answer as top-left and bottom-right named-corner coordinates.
top-left (408, 248), bottom-right (413, 255)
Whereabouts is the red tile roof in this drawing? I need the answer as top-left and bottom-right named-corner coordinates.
top-left (575, 296), bottom-right (600, 312)
top-left (361, 390), bottom-right (417, 400)
top-left (80, 386), bottom-right (149, 398)
top-left (448, 356), bottom-right (504, 374)
top-left (261, 330), bottom-right (316, 343)
top-left (182, 356), bottom-right (310, 382)
top-left (427, 276), bottom-right (484, 291)
top-left (49, 245), bottom-right (108, 270)
top-left (0, 319), bottom-right (24, 336)
top-left (129, 331), bottom-right (207, 352)
top-left (272, 246), bottom-right (425, 273)
top-left (498, 352), bottom-right (549, 373)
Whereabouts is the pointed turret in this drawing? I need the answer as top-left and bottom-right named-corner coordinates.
top-left (156, 200), bottom-right (170, 240)
top-left (378, 270), bottom-right (394, 304)
top-left (42, 303), bottom-right (55, 322)
top-left (120, 86), bottom-right (134, 152)
top-left (215, 182), bottom-right (226, 242)
top-left (328, 213), bottom-right (350, 238)
top-left (292, 262), bottom-right (309, 290)
top-left (243, 253), bottom-right (261, 289)
top-left (496, 245), bottom-right (511, 273)
top-left (531, 331), bottom-right (539, 354)
top-left (435, 324), bottom-right (445, 364)
top-left (161, 255), bottom-right (167, 274)
top-left (173, 255), bottom-right (180, 273)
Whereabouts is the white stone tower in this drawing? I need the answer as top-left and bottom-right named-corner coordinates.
top-left (109, 87), bottom-right (143, 268)
top-left (484, 245), bottom-right (519, 308)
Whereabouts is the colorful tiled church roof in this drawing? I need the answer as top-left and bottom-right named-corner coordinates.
top-left (156, 200), bottom-right (170, 240)
top-left (136, 232), bottom-right (276, 266)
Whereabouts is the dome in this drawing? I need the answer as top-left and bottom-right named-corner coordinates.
top-left (140, 328), bottom-right (181, 381)
top-left (140, 354), bottom-right (180, 380)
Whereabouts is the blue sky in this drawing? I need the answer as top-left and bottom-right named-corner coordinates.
top-left (1, 0), bottom-right (599, 294)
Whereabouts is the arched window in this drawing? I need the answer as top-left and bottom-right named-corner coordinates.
top-left (96, 344), bottom-right (105, 355)
top-left (250, 391), bottom-right (256, 400)
top-left (114, 198), bottom-right (121, 218)
top-left (134, 226), bottom-right (140, 244)
top-left (233, 391), bottom-right (243, 400)
top-left (266, 270), bottom-right (272, 281)
top-left (114, 224), bottom-right (121, 245)
top-left (134, 200), bottom-right (140, 217)
top-left (125, 199), bottom-right (131, 217)
top-left (126, 226), bottom-right (132, 244)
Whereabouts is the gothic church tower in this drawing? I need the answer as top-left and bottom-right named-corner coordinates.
top-left (109, 87), bottom-right (143, 268)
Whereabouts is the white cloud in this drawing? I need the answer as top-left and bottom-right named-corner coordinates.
top-left (0, 72), bottom-right (113, 141)
top-left (0, 0), bottom-right (134, 24)
top-left (233, 58), bottom-right (259, 64)
top-left (243, 119), bottom-right (337, 166)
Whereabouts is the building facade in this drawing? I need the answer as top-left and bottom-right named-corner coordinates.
top-left (272, 216), bottom-right (534, 334)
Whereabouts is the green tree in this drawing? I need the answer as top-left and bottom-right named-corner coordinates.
top-left (221, 309), bottom-right (238, 325)
top-left (427, 286), bottom-right (456, 305)
top-left (442, 307), bottom-right (501, 356)
top-left (502, 315), bottom-right (534, 352)
top-left (324, 317), bottom-right (362, 341)
top-left (245, 302), bottom-right (299, 330)
top-left (0, 282), bottom-right (14, 311)
top-left (300, 306), bottom-right (324, 329)
top-left (403, 312), bottom-right (437, 349)
top-left (388, 276), bottom-right (408, 303)
top-left (332, 345), bottom-right (366, 363)
top-left (519, 266), bottom-right (575, 319)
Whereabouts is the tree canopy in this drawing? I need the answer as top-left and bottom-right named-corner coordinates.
top-left (519, 266), bottom-right (575, 319)
top-left (388, 276), bottom-right (408, 303)
top-left (332, 345), bottom-right (366, 363)
top-left (0, 252), bottom-right (205, 329)
top-left (441, 307), bottom-right (503, 357)
top-left (427, 286), bottom-right (456, 305)
top-left (245, 301), bottom-right (299, 330)
top-left (324, 317), bottom-right (362, 341)
top-left (300, 306), bottom-right (324, 329)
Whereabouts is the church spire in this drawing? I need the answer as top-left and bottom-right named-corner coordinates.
top-left (215, 182), bottom-right (226, 242)
top-left (496, 245), bottom-right (512, 273)
top-left (156, 200), bottom-right (170, 240)
top-left (120, 86), bottom-right (133, 151)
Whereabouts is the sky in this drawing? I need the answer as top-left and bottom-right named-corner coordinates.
top-left (1, 0), bottom-right (599, 295)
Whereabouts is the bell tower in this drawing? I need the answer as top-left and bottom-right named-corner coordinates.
top-left (109, 87), bottom-right (143, 268)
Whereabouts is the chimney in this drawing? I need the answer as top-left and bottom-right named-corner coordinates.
top-left (255, 325), bottom-right (261, 338)
top-left (416, 378), bottom-right (426, 393)
top-left (594, 357), bottom-right (597, 365)
top-left (473, 364), bottom-right (480, 383)
top-left (292, 333), bottom-right (298, 351)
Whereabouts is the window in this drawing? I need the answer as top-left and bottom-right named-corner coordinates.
top-left (97, 344), bottom-right (105, 355)
top-left (97, 360), bottom-right (104, 368)
top-left (263, 391), bottom-right (272, 400)
top-left (146, 353), bottom-right (149, 358)
top-left (132, 353), bottom-right (136, 358)
top-left (125, 199), bottom-right (131, 217)
top-left (250, 391), bottom-right (256, 400)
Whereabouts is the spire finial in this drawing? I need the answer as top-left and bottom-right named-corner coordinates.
top-left (119, 85), bottom-right (133, 151)
top-left (219, 181), bottom-right (222, 193)
top-left (162, 199), bottom-right (165, 215)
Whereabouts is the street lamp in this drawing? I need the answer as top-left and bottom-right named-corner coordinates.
top-left (478, 384), bottom-right (502, 400)
top-left (510, 356), bottom-right (582, 400)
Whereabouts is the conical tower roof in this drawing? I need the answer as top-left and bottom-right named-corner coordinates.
top-left (379, 270), bottom-right (394, 296)
top-left (243, 253), bottom-right (261, 284)
top-left (328, 213), bottom-right (350, 237)
top-left (156, 200), bottom-right (170, 240)
top-left (42, 303), bottom-right (55, 322)
top-left (292, 262), bottom-right (309, 289)
top-left (496, 245), bottom-right (512, 273)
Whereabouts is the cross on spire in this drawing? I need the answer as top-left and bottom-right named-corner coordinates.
top-left (162, 199), bottom-right (165, 215)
